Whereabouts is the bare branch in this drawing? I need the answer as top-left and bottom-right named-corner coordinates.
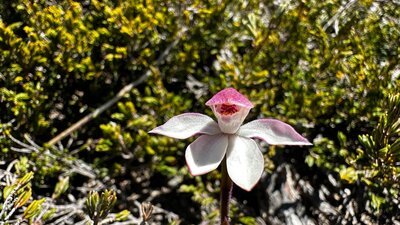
top-left (47, 28), bottom-right (187, 146)
top-left (322, 0), bottom-right (357, 32)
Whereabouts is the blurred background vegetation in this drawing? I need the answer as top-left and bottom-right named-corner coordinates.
top-left (0, 0), bottom-right (399, 224)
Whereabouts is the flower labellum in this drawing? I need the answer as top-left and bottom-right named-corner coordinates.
top-left (206, 88), bottom-right (253, 134)
top-left (149, 88), bottom-right (311, 191)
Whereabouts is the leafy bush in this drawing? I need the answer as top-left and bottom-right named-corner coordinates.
top-left (1, 0), bottom-right (399, 224)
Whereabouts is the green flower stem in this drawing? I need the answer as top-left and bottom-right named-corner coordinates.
top-left (220, 156), bottom-right (233, 225)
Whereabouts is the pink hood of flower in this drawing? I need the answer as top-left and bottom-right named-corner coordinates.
top-left (205, 88), bottom-right (254, 109)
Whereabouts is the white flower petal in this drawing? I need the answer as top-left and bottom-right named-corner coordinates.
top-left (226, 136), bottom-right (264, 191)
top-left (149, 113), bottom-right (220, 139)
top-left (238, 119), bottom-right (312, 145)
top-left (185, 134), bottom-right (228, 175)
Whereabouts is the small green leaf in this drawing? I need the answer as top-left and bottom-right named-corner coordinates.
top-left (3, 185), bottom-right (17, 199)
top-left (15, 187), bottom-right (32, 208)
top-left (18, 172), bottom-right (34, 186)
top-left (370, 192), bottom-right (385, 210)
top-left (115, 209), bottom-right (130, 221)
top-left (15, 93), bottom-right (30, 101)
top-left (23, 198), bottom-right (46, 219)
top-left (339, 167), bottom-right (358, 184)
top-left (52, 176), bottom-right (69, 199)
top-left (337, 131), bottom-right (347, 147)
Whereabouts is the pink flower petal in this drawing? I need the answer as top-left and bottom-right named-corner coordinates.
top-left (238, 119), bottom-right (312, 145)
top-left (205, 88), bottom-right (254, 109)
top-left (149, 113), bottom-right (220, 139)
top-left (185, 134), bottom-right (228, 176)
top-left (226, 135), bottom-right (264, 191)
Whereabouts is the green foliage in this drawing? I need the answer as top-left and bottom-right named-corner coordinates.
top-left (0, 172), bottom-right (34, 222)
top-left (86, 189), bottom-right (117, 224)
top-left (342, 94), bottom-right (400, 211)
top-left (52, 176), bottom-right (69, 199)
top-left (23, 198), bottom-right (46, 222)
top-left (0, 0), bottom-right (399, 224)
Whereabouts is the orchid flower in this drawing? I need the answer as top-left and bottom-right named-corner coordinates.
top-left (149, 88), bottom-right (311, 191)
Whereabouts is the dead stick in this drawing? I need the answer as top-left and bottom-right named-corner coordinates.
top-left (47, 29), bottom-right (186, 146)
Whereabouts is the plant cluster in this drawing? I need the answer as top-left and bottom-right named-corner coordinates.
top-left (1, 0), bottom-right (399, 224)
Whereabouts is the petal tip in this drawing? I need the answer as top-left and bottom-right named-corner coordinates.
top-left (233, 178), bottom-right (261, 191)
top-left (240, 183), bottom-right (258, 192)
top-left (185, 159), bottom-right (214, 176)
top-left (295, 136), bottom-right (313, 146)
top-left (148, 128), bottom-right (157, 134)
top-left (186, 165), bottom-right (206, 176)
top-left (148, 127), bottom-right (160, 135)
top-left (304, 140), bottom-right (313, 146)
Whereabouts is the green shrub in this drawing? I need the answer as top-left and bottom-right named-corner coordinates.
top-left (1, 0), bottom-right (399, 224)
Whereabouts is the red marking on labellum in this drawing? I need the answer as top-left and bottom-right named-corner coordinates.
top-left (218, 104), bottom-right (239, 115)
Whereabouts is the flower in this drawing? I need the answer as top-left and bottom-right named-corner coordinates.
top-left (149, 88), bottom-right (311, 191)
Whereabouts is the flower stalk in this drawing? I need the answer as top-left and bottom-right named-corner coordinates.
top-left (220, 157), bottom-right (233, 225)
